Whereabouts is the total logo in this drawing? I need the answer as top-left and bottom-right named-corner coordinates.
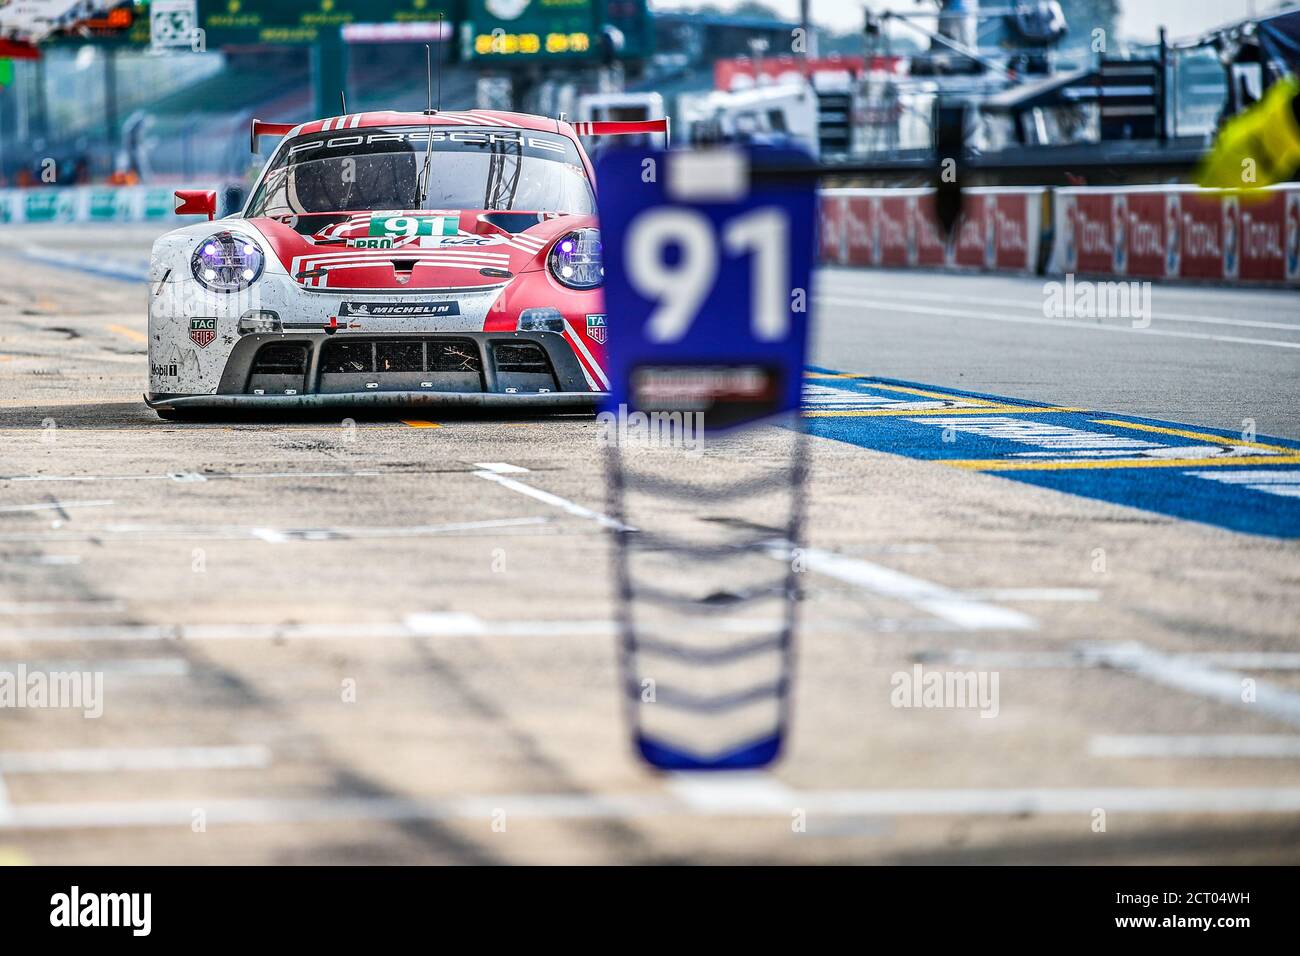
top-left (1223, 196), bottom-right (1240, 280)
top-left (983, 205), bottom-right (997, 269)
top-left (1060, 196), bottom-right (1078, 271)
top-left (1111, 195), bottom-right (1128, 274)
top-left (1286, 193), bottom-right (1300, 281)
top-left (904, 197), bottom-right (918, 265)
top-left (1165, 194), bottom-right (1181, 277)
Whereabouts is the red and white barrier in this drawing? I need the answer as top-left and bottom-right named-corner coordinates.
top-left (819, 187), bottom-right (1046, 274)
top-left (1049, 184), bottom-right (1300, 285)
top-left (820, 183), bottom-right (1300, 286)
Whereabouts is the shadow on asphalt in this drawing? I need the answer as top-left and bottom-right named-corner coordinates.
top-left (0, 400), bottom-right (596, 429)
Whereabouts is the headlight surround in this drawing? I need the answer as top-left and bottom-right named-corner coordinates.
top-left (191, 231), bottom-right (265, 292)
top-left (547, 228), bottom-right (603, 290)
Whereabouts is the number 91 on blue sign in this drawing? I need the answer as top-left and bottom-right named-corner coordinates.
top-left (596, 147), bottom-right (818, 433)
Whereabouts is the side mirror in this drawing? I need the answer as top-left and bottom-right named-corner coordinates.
top-left (174, 189), bottom-right (217, 221)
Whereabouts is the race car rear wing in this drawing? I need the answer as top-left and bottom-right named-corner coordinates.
top-left (250, 120), bottom-right (296, 153)
top-left (572, 118), bottom-right (671, 145)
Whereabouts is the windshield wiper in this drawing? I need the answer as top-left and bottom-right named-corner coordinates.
top-left (416, 42), bottom-right (441, 207)
top-left (417, 132), bottom-right (435, 208)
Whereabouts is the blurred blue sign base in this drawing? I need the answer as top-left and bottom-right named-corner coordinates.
top-left (598, 146), bottom-right (816, 772)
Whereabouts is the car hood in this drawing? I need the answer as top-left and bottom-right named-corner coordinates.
top-left (247, 210), bottom-right (594, 291)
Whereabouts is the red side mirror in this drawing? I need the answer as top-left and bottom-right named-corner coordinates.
top-left (174, 189), bottom-right (217, 221)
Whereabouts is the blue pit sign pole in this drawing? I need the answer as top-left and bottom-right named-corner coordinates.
top-left (596, 146), bottom-right (817, 770)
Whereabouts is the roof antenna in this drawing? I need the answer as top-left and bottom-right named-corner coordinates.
top-left (340, 90), bottom-right (347, 113)
top-left (424, 17), bottom-right (444, 116)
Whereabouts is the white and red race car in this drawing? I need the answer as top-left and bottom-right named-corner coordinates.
top-left (147, 109), bottom-right (664, 417)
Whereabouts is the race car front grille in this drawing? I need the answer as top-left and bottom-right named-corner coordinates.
top-left (321, 341), bottom-right (374, 374)
top-left (429, 341), bottom-right (482, 373)
top-left (492, 342), bottom-right (556, 393)
top-left (251, 343), bottom-right (309, 376)
top-left (376, 341), bottom-right (424, 373)
top-left (494, 343), bottom-right (549, 373)
top-left (247, 343), bottom-right (309, 395)
top-left (226, 334), bottom-right (576, 397)
top-left (316, 338), bottom-right (487, 394)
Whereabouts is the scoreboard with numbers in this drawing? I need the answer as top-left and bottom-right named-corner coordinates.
top-left (39, 0), bottom-right (651, 60)
top-left (195, 0), bottom-right (454, 45)
top-left (461, 0), bottom-right (651, 63)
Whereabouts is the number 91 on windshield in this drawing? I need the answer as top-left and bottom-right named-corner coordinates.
top-left (596, 148), bottom-right (817, 431)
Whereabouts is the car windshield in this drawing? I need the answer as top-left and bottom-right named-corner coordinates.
top-left (245, 125), bottom-right (595, 217)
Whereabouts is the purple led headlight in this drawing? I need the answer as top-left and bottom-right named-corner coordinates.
top-left (191, 232), bottom-right (265, 292)
top-left (547, 228), bottom-right (603, 290)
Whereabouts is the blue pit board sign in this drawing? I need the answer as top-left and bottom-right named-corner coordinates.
top-left (596, 146), bottom-right (818, 770)
top-left (597, 147), bottom-right (817, 431)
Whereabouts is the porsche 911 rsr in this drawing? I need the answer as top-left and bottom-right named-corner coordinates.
top-left (146, 110), bottom-right (664, 417)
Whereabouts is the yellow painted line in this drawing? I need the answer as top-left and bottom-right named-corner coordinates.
top-left (1091, 419), bottom-right (1297, 455)
top-left (860, 383), bottom-right (1009, 406)
top-left (105, 323), bottom-right (147, 344)
top-left (805, 406), bottom-right (1085, 418)
top-left (401, 420), bottom-right (442, 429)
top-left (803, 373), bottom-right (1045, 409)
top-left (944, 454), bottom-right (1300, 472)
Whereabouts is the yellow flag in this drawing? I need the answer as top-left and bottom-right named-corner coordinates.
top-left (1197, 75), bottom-right (1300, 191)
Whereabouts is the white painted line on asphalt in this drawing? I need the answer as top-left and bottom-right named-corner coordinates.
top-left (0, 600), bottom-right (126, 616)
top-left (932, 648), bottom-right (1300, 672)
top-left (1090, 643), bottom-right (1300, 730)
top-left (960, 588), bottom-right (1100, 602)
top-left (0, 469), bottom-right (389, 484)
top-left (0, 613), bottom-right (617, 643)
top-left (0, 500), bottom-right (115, 514)
top-left (773, 544), bottom-right (1036, 631)
top-left (923, 649), bottom-right (1087, 668)
top-left (473, 468), bottom-right (632, 531)
top-left (0, 612), bottom-right (800, 644)
top-left (403, 612), bottom-right (488, 636)
top-left (1090, 735), bottom-right (1300, 758)
top-left (7, 786), bottom-right (1300, 830)
top-left (0, 515), bottom-right (551, 544)
top-left (0, 746), bottom-right (271, 774)
top-left (404, 613), bottom-right (616, 637)
top-left (1185, 652), bottom-right (1300, 670)
top-left (0, 554), bottom-right (82, 566)
top-left (0, 658), bottom-right (189, 676)
top-left (822, 280), bottom-right (1300, 332)
top-left (666, 772), bottom-right (800, 812)
top-left (0, 622), bottom-right (415, 643)
top-left (816, 295), bottom-right (1300, 350)
top-left (932, 644), bottom-right (1300, 729)
top-left (472, 462), bottom-right (531, 474)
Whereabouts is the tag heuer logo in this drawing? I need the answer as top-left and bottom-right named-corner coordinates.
top-left (189, 317), bottom-right (217, 348)
top-left (586, 313), bottom-right (607, 345)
